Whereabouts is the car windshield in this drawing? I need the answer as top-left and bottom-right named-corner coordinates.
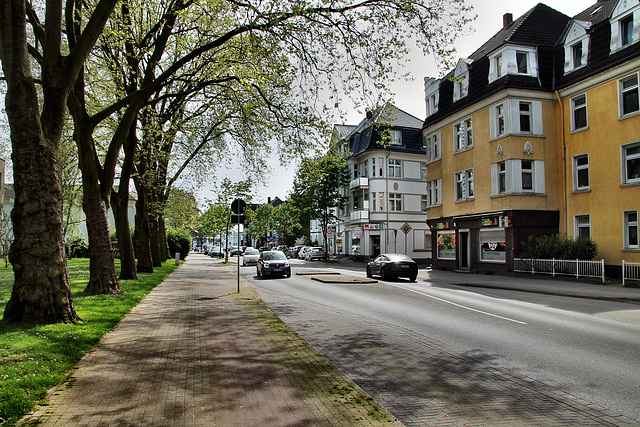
top-left (262, 251), bottom-right (286, 260)
top-left (387, 254), bottom-right (414, 262)
top-left (245, 249), bottom-right (259, 255)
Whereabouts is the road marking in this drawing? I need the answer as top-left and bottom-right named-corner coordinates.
top-left (387, 283), bottom-right (528, 325)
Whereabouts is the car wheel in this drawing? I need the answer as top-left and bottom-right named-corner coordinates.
top-left (382, 267), bottom-right (391, 281)
top-left (409, 275), bottom-right (417, 282)
top-left (257, 267), bottom-right (262, 277)
top-left (366, 266), bottom-right (372, 278)
top-left (285, 270), bottom-right (291, 278)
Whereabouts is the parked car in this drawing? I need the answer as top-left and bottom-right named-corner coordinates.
top-left (289, 245), bottom-right (303, 258)
top-left (306, 247), bottom-right (326, 261)
top-left (242, 247), bottom-right (260, 266)
top-left (229, 246), bottom-right (242, 256)
top-left (366, 253), bottom-right (418, 281)
top-left (208, 246), bottom-right (223, 258)
top-left (256, 251), bottom-right (291, 278)
top-left (298, 246), bottom-right (311, 260)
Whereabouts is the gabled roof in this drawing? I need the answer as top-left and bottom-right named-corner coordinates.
top-left (468, 3), bottom-right (570, 61)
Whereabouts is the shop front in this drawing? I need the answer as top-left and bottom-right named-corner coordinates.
top-left (427, 210), bottom-right (559, 274)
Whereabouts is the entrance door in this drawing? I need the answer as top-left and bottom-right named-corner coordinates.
top-left (459, 230), bottom-right (470, 270)
top-left (372, 236), bottom-right (381, 257)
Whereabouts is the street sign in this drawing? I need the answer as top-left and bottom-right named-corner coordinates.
top-left (327, 228), bottom-right (333, 235)
top-left (401, 222), bottom-right (412, 234)
top-left (231, 198), bottom-right (247, 214)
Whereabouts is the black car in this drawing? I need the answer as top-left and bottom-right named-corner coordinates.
top-left (366, 253), bottom-right (418, 281)
top-left (257, 251), bottom-right (291, 278)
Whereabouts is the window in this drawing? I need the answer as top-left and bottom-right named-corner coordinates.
top-left (572, 94), bottom-right (588, 130)
top-left (390, 130), bottom-right (402, 145)
top-left (623, 142), bottom-right (640, 185)
top-left (479, 229), bottom-right (506, 262)
top-left (454, 118), bottom-right (473, 152)
top-left (516, 51), bottom-right (528, 74)
top-left (372, 193), bottom-right (376, 211)
top-left (620, 74), bottom-right (639, 116)
top-left (496, 104), bottom-right (505, 136)
top-left (573, 154), bottom-right (590, 191)
top-left (572, 43), bottom-right (583, 68)
top-left (372, 158), bottom-right (376, 177)
top-left (521, 161), bottom-right (533, 191)
top-left (495, 55), bottom-right (503, 78)
top-left (621, 14), bottom-right (634, 46)
top-left (426, 93), bottom-right (439, 117)
top-left (426, 132), bottom-right (440, 162)
top-left (378, 192), bottom-right (384, 211)
top-left (519, 102), bottom-right (532, 133)
top-left (454, 75), bottom-right (468, 100)
top-left (427, 179), bottom-right (441, 207)
top-left (358, 160), bottom-right (369, 177)
top-left (455, 169), bottom-right (474, 201)
top-left (389, 193), bottom-right (402, 211)
top-left (498, 162), bottom-right (507, 193)
top-left (420, 162), bottom-right (427, 180)
top-left (353, 164), bottom-right (358, 179)
top-left (421, 195), bottom-right (428, 212)
top-left (624, 210), bottom-right (639, 249)
top-left (437, 231), bottom-right (456, 259)
top-left (388, 159), bottom-right (401, 177)
top-left (425, 231), bottom-right (433, 251)
top-left (575, 215), bottom-right (591, 239)
top-left (378, 158), bottom-right (384, 176)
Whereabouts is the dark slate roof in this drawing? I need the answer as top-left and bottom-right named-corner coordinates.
top-left (340, 106), bottom-right (425, 158)
top-left (468, 3), bottom-right (571, 60)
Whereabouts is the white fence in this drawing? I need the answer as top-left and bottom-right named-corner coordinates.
top-left (623, 260), bottom-right (640, 286)
top-left (514, 258), bottom-right (605, 284)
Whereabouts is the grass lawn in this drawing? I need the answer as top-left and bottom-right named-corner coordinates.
top-left (0, 258), bottom-right (180, 426)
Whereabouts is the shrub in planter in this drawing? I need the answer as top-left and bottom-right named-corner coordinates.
top-left (167, 228), bottom-right (191, 261)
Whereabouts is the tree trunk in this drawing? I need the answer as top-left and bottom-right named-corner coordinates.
top-left (134, 190), bottom-right (154, 273)
top-left (112, 191), bottom-right (137, 280)
top-left (1, 2), bottom-right (79, 324)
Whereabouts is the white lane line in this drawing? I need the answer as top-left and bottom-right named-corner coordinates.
top-left (387, 283), bottom-right (528, 325)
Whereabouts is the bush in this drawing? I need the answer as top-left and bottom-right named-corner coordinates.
top-left (167, 228), bottom-right (191, 261)
top-left (521, 234), bottom-right (598, 260)
top-left (66, 236), bottom-right (89, 258)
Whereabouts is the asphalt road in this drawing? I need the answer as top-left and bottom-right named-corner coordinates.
top-left (240, 259), bottom-right (640, 425)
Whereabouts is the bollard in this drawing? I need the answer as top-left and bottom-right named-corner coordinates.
top-left (175, 252), bottom-right (180, 266)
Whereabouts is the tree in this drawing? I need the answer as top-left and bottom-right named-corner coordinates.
top-left (292, 150), bottom-right (350, 257)
top-left (165, 189), bottom-right (201, 233)
top-left (0, 0), bottom-right (119, 323)
top-left (247, 204), bottom-right (275, 248)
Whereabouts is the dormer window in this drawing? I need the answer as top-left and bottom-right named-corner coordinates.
top-left (610, 0), bottom-right (640, 52)
top-left (572, 43), bottom-right (583, 67)
top-left (452, 59), bottom-right (471, 102)
top-left (424, 77), bottom-right (440, 118)
top-left (563, 20), bottom-right (591, 74)
top-left (488, 46), bottom-right (537, 83)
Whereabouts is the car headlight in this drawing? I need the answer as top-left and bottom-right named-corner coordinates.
top-left (284, 261), bottom-right (290, 267)
top-left (263, 262), bottom-right (270, 267)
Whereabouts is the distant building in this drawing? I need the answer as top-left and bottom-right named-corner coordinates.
top-left (423, 0), bottom-right (639, 274)
top-left (331, 105), bottom-right (430, 262)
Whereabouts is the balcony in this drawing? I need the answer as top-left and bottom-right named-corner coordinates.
top-left (350, 209), bottom-right (369, 223)
top-left (349, 177), bottom-right (369, 190)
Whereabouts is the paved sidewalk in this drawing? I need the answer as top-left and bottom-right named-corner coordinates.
top-left (24, 255), bottom-right (400, 426)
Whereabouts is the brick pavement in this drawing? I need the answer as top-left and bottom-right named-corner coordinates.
top-left (24, 255), bottom-right (400, 426)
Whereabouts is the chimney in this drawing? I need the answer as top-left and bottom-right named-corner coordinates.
top-left (503, 13), bottom-right (513, 29)
top-left (268, 197), bottom-right (271, 204)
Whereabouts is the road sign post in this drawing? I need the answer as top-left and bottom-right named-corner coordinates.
top-left (231, 199), bottom-right (247, 293)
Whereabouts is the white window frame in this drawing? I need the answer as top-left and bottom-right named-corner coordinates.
top-left (389, 193), bottom-right (402, 212)
top-left (622, 141), bottom-right (640, 185)
top-left (519, 101), bottom-right (532, 133)
top-left (425, 131), bottom-right (441, 163)
top-left (492, 159), bottom-right (545, 195)
top-left (420, 162), bottom-right (427, 180)
top-left (454, 118), bottom-right (473, 152)
top-left (571, 94), bottom-right (588, 131)
top-left (427, 179), bottom-right (441, 207)
top-left (421, 195), bottom-right (428, 212)
top-left (563, 21), bottom-right (591, 74)
top-left (372, 158), bottom-right (376, 177)
top-left (489, 46), bottom-right (537, 83)
top-left (388, 159), bottom-right (402, 178)
top-left (495, 104), bottom-right (505, 137)
top-left (573, 154), bottom-right (590, 191)
top-left (610, 2), bottom-right (640, 52)
top-left (521, 160), bottom-right (534, 192)
top-left (574, 214), bottom-right (591, 240)
top-left (516, 51), bottom-right (529, 74)
top-left (624, 210), bottom-right (639, 249)
top-left (455, 168), bottom-right (474, 202)
top-left (390, 129), bottom-right (403, 146)
top-left (619, 73), bottom-right (640, 117)
top-left (498, 161), bottom-right (507, 194)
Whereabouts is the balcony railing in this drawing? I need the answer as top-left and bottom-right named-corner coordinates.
top-left (349, 177), bottom-right (369, 190)
top-left (350, 209), bottom-right (369, 222)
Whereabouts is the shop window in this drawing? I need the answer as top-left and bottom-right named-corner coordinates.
top-left (573, 154), bottom-right (590, 191)
top-left (624, 210), bottom-right (639, 249)
top-left (437, 231), bottom-right (456, 259)
top-left (479, 229), bottom-right (506, 262)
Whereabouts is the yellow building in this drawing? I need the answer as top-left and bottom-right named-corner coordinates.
top-left (424, 1), bottom-right (640, 275)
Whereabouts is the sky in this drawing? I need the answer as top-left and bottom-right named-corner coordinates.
top-left (201, 0), bottom-right (595, 207)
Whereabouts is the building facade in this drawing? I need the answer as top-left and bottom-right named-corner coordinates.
top-left (330, 106), bottom-right (431, 263)
top-left (424, 0), bottom-right (640, 274)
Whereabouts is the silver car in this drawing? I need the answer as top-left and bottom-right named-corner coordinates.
top-left (242, 247), bottom-right (260, 266)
